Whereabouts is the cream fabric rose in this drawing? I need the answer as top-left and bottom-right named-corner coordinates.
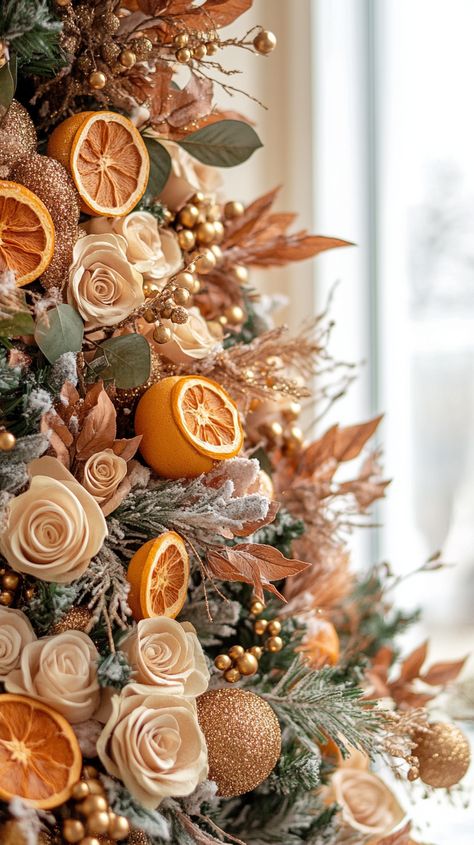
top-left (0, 456), bottom-right (107, 583)
top-left (157, 140), bottom-right (223, 211)
top-left (97, 684), bottom-right (208, 809)
top-left (84, 213), bottom-right (182, 283)
top-left (330, 769), bottom-right (405, 841)
top-left (120, 618), bottom-right (209, 696)
top-left (82, 449), bottom-right (128, 505)
top-left (0, 608), bottom-right (36, 680)
top-left (67, 233), bottom-right (145, 330)
top-left (155, 307), bottom-right (222, 363)
top-left (5, 630), bottom-right (101, 724)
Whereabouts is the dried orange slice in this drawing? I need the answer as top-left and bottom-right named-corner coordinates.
top-left (47, 111), bottom-right (149, 217)
top-left (299, 618), bottom-right (340, 668)
top-left (135, 375), bottom-right (243, 478)
top-left (0, 180), bottom-right (55, 287)
top-left (0, 693), bottom-right (82, 809)
top-left (127, 531), bottom-right (190, 620)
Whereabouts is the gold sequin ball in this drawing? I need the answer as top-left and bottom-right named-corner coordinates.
top-left (0, 100), bottom-right (37, 169)
top-left (197, 689), bottom-right (281, 797)
top-left (50, 606), bottom-right (93, 635)
top-left (414, 722), bottom-right (470, 788)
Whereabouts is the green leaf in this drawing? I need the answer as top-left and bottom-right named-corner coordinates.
top-left (93, 334), bottom-right (151, 389)
top-left (178, 120), bottom-right (263, 167)
top-left (35, 304), bottom-right (84, 363)
top-left (0, 60), bottom-right (15, 111)
top-left (144, 138), bottom-right (172, 198)
top-left (0, 310), bottom-right (35, 338)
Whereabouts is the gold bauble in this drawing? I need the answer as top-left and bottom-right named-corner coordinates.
top-left (254, 619), bottom-right (268, 635)
top-left (108, 813), bottom-right (130, 840)
top-left (224, 667), bottom-right (241, 683)
top-left (250, 599), bottom-right (265, 615)
top-left (71, 780), bottom-right (90, 801)
top-left (232, 264), bottom-right (249, 284)
top-left (193, 43), bottom-right (207, 59)
top-left (196, 221), bottom-right (216, 245)
top-left (176, 48), bottom-right (192, 63)
top-left (197, 689), bottom-right (281, 796)
top-left (89, 71), bottom-right (107, 90)
top-left (120, 49), bottom-right (137, 68)
top-left (51, 606), bottom-right (93, 634)
top-left (194, 248), bottom-right (216, 274)
top-left (0, 591), bottom-right (14, 606)
top-left (249, 646), bottom-right (263, 660)
top-left (228, 645), bottom-right (245, 660)
top-left (0, 431), bottom-right (16, 451)
top-left (153, 324), bottom-right (172, 344)
top-left (253, 30), bottom-right (277, 54)
top-left (170, 306), bottom-right (188, 324)
top-left (63, 818), bottom-right (85, 843)
top-left (175, 270), bottom-right (195, 291)
top-left (80, 794), bottom-right (108, 815)
top-left (214, 654), bottom-right (232, 671)
top-left (81, 837), bottom-right (100, 845)
top-left (178, 229), bottom-right (196, 251)
top-left (127, 830), bottom-right (150, 845)
top-left (178, 204), bottom-right (199, 227)
top-left (225, 305), bottom-right (245, 324)
top-left (55, 0), bottom-right (71, 6)
top-left (206, 42), bottom-right (219, 56)
top-left (267, 620), bottom-right (282, 636)
top-left (224, 200), bottom-right (244, 219)
top-left (0, 100), bottom-right (37, 168)
top-left (173, 287), bottom-right (191, 306)
top-left (266, 635), bottom-right (283, 653)
top-left (2, 572), bottom-right (20, 590)
top-left (236, 653), bottom-right (259, 676)
top-left (86, 810), bottom-right (110, 835)
top-left (174, 32), bottom-right (189, 48)
top-left (414, 722), bottom-right (470, 788)
top-left (143, 281), bottom-right (159, 298)
top-left (212, 220), bottom-right (225, 242)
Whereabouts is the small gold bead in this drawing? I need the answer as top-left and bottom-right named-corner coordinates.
top-left (212, 220), bottom-right (225, 242)
top-left (55, 0), bottom-right (71, 6)
top-left (82, 766), bottom-right (98, 779)
top-left (289, 425), bottom-right (304, 443)
top-left (2, 573), bottom-right (19, 591)
top-left (250, 600), bottom-right (265, 615)
top-left (266, 635), bottom-right (283, 653)
top-left (176, 47), bottom-right (192, 63)
top-left (143, 281), bottom-right (160, 298)
top-left (236, 653), bottom-right (259, 676)
top-left (24, 586), bottom-right (35, 601)
top-left (87, 810), bottom-right (111, 835)
top-left (206, 204), bottom-right (221, 221)
top-left (210, 244), bottom-right (223, 262)
top-left (163, 208), bottom-right (175, 223)
top-left (0, 431), bottom-right (16, 451)
top-left (206, 41), bottom-right (219, 55)
top-left (173, 287), bottom-right (191, 306)
top-left (407, 766), bottom-right (419, 781)
top-left (196, 221), bottom-right (216, 245)
top-left (178, 204), bottom-right (200, 227)
top-left (228, 644), bottom-right (245, 660)
top-left (232, 264), bottom-right (249, 284)
top-left (153, 324), bottom-right (172, 344)
top-left (218, 315), bottom-right (228, 326)
top-left (270, 421), bottom-right (283, 438)
top-left (267, 620), bottom-right (282, 636)
top-left (143, 308), bottom-right (156, 323)
top-left (224, 667), bottom-right (241, 683)
top-left (253, 30), bottom-right (277, 54)
top-left (175, 271), bottom-right (195, 291)
top-left (284, 401), bottom-right (302, 420)
top-left (119, 49), bottom-right (136, 68)
top-left (174, 32), bottom-right (189, 47)
top-left (191, 192), bottom-right (205, 205)
top-left (224, 200), bottom-right (245, 219)
top-left (178, 229), bottom-right (196, 251)
top-left (86, 779), bottom-right (105, 796)
top-left (194, 248), bottom-right (216, 274)
top-left (79, 795), bottom-right (108, 816)
top-left (88, 71), bottom-right (107, 90)
top-left (108, 812), bottom-right (130, 840)
top-left (225, 305), bottom-right (245, 324)
top-left (192, 279), bottom-right (201, 294)
top-left (80, 838), bottom-right (101, 845)
top-left (193, 43), bottom-right (207, 59)
top-left (71, 780), bottom-right (90, 801)
top-left (0, 591), bottom-right (14, 606)
top-left (249, 645), bottom-right (263, 660)
top-left (214, 654), bottom-right (232, 671)
top-left (254, 619), bottom-right (268, 636)
top-left (63, 818), bottom-right (85, 843)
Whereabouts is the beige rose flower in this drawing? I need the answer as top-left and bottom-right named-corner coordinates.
top-left (330, 768), bottom-right (405, 841)
top-left (155, 307), bottom-right (223, 363)
top-left (0, 456), bottom-right (107, 583)
top-left (97, 684), bottom-right (208, 809)
top-left (0, 607), bottom-right (36, 680)
top-left (157, 140), bottom-right (223, 211)
top-left (67, 233), bottom-right (145, 330)
top-left (82, 449), bottom-right (128, 515)
top-left (120, 618), bottom-right (209, 696)
top-left (5, 630), bottom-right (101, 724)
top-left (84, 213), bottom-right (182, 283)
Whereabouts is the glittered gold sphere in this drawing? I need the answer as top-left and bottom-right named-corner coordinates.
top-left (253, 30), bottom-right (277, 54)
top-left (50, 606), bottom-right (93, 634)
top-left (197, 689), bottom-right (281, 797)
top-left (170, 306), bottom-right (188, 324)
top-left (89, 71), bottom-right (107, 90)
top-left (0, 431), bottom-right (16, 451)
top-left (0, 100), bottom-right (37, 168)
top-left (127, 830), bottom-right (150, 845)
top-left (414, 722), bottom-right (470, 788)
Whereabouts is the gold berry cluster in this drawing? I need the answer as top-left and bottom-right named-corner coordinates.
top-left (0, 563), bottom-right (35, 608)
top-left (173, 30), bottom-right (219, 65)
top-left (140, 267), bottom-right (198, 345)
top-left (62, 765), bottom-right (130, 844)
top-left (254, 397), bottom-right (304, 452)
top-left (214, 600), bottom-right (283, 684)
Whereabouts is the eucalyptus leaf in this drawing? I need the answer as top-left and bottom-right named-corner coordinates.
top-left (144, 138), bottom-right (172, 198)
top-left (0, 60), bottom-right (15, 112)
top-left (34, 304), bottom-right (84, 363)
top-left (0, 310), bottom-right (35, 338)
top-left (178, 120), bottom-right (263, 167)
top-left (93, 334), bottom-right (151, 389)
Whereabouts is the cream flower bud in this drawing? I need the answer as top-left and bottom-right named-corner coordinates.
top-left (0, 456), bottom-right (107, 584)
top-left (82, 449), bottom-right (128, 504)
top-left (120, 618), bottom-right (209, 696)
top-left (67, 233), bottom-right (145, 330)
top-left (97, 685), bottom-right (208, 809)
top-left (5, 630), bottom-right (101, 724)
top-left (0, 608), bottom-right (36, 680)
top-left (330, 769), bottom-right (405, 841)
top-left (84, 213), bottom-right (182, 283)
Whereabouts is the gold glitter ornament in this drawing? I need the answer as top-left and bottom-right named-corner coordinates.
top-left (413, 722), bottom-right (470, 788)
top-left (0, 100), bottom-right (37, 169)
top-left (101, 41), bottom-right (121, 65)
top-left (127, 831), bottom-right (150, 845)
top-left (50, 606), bottom-right (93, 634)
top-left (197, 689), bottom-right (281, 797)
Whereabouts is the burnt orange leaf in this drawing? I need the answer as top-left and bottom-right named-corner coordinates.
top-left (75, 388), bottom-right (117, 460)
top-left (333, 415), bottom-right (384, 462)
top-left (206, 543), bottom-right (310, 602)
top-left (112, 435), bottom-right (142, 462)
top-left (398, 641), bottom-right (429, 683)
top-left (420, 657), bottom-right (467, 686)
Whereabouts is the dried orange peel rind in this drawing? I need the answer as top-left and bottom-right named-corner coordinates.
top-left (127, 531), bottom-right (190, 620)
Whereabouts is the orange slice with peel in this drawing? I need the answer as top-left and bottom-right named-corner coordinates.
top-left (0, 180), bottom-right (55, 287)
top-left (135, 375), bottom-right (244, 478)
top-left (127, 531), bottom-right (190, 620)
top-left (47, 111), bottom-right (149, 217)
top-left (0, 693), bottom-right (82, 809)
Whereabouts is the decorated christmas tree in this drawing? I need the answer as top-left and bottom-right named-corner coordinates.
top-left (0, 2), bottom-right (470, 844)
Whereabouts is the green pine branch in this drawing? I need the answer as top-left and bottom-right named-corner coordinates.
top-left (0, 0), bottom-right (65, 77)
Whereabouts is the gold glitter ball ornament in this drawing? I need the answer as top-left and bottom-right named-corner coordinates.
top-left (0, 100), bottom-right (37, 169)
top-left (413, 722), bottom-right (470, 788)
top-left (128, 831), bottom-right (151, 845)
top-left (51, 606), bottom-right (93, 634)
top-left (197, 689), bottom-right (281, 797)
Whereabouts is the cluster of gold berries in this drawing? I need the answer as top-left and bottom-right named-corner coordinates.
top-left (62, 766), bottom-right (130, 844)
top-left (214, 600), bottom-right (283, 683)
top-left (173, 30), bottom-right (219, 65)
top-left (140, 266), bottom-right (198, 345)
top-left (0, 564), bottom-right (34, 608)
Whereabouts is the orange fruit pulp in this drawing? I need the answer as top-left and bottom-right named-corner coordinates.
top-left (127, 531), bottom-right (190, 620)
top-left (299, 618), bottom-right (340, 668)
top-left (0, 693), bottom-right (82, 809)
top-left (0, 180), bottom-right (55, 287)
top-left (47, 111), bottom-right (149, 217)
top-left (135, 375), bottom-right (243, 479)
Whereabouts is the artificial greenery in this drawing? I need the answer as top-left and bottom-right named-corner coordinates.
top-left (0, 0), bottom-right (65, 77)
